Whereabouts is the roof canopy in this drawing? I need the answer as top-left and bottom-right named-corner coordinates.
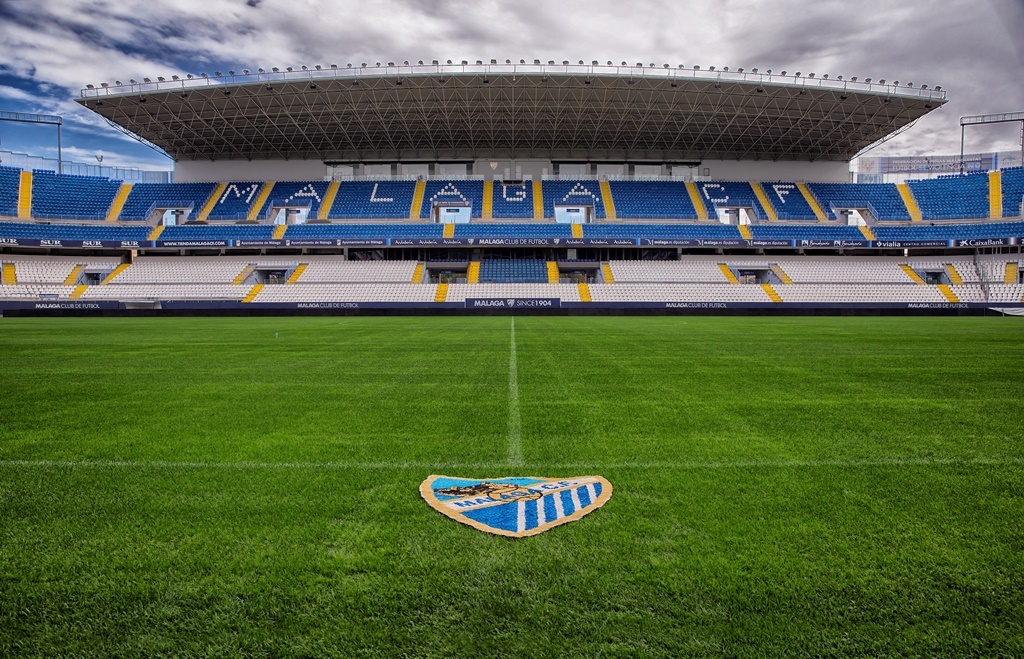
top-left (77, 63), bottom-right (946, 163)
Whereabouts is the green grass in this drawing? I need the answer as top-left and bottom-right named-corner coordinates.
top-left (1, 316), bottom-right (1022, 657)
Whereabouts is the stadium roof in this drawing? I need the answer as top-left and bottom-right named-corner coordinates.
top-left (76, 63), bottom-right (947, 163)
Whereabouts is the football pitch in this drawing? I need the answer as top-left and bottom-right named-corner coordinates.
top-left (1, 316), bottom-right (1022, 656)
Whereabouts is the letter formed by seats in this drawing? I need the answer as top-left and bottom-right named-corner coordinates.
top-left (420, 475), bottom-right (612, 537)
top-left (701, 183), bottom-right (729, 205)
top-left (773, 183), bottom-right (795, 205)
top-left (503, 184), bottom-right (527, 202)
top-left (430, 182), bottom-right (469, 204)
top-left (221, 183), bottom-right (260, 205)
top-left (284, 184), bottom-right (323, 205)
top-left (369, 182), bottom-right (394, 202)
top-left (562, 182), bottom-right (601, 206)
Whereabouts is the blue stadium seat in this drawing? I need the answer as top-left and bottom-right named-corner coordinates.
top-left (583, 223), bottom-right (741, 239)
top-left (478, 258), bottom-right (548, 283)
top-left (907, 173), bottom-right (989, 220)
top-left (120, 182), bottom-right (218, 221)
top-left (284, 223), bottom-right (443, 239)
top-left (328, 181), bottom-right (417, 219)
top-left (874, 221), bottom-right (1024, 241)
top-left (609, 181), bottom-right (698, 219)
top-left (0, 166), bottom-right (20, 217)
top-left (252, 181), bottom-right (332, 220)
top-left (750, 225), bottom-right (864, 240)
top-left (419, 180), bottom-right (484, 219)
top-left (0, 221), bottom-right (149, 241)
top-left (160, 225), bottom-right (275, 241)
top-left (491, 182), bottom-right (535, 219)
top-left (1001, 167), bottom-right (1023, 218)
top-left (697, 181), bottom-right (767, 220)
top-left (807, 182), bottom-right (910, 221)
top-left (542, 181), bottom-right (606, 219)
top-left (206, 182), bottom-right (264, 221)
top-left (759, 182), bottom-right (818, 221)
top-left (455, 224), bottom-right (572, 238)
top-left (30, 170), bottom-right (121, 220)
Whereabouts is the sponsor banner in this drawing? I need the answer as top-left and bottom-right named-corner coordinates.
top-left (155, 240), bottom-right (231, 248)
top-left (951, 238), bottom-right (1014, 247)
top-left (871, 239), bottom-right (950, 248)
top-left (389, 238), bottom-right (473, 246)
top-left (465, 298), bottom-right (561, 309)
top-left (640, 238), bottom-right (743, 247)
top-left (0, 238), bottom-right (149, 249)
top-left (470, 238), bottom-right (566, 246)
top-left (287, 239), bottom-right (346, 247)
top-left (234, 239), bottom-right (285, 248)
top-left (796, 239), bottom-right (873, 248)
top-left (0, 301), bottom-right (121, 311)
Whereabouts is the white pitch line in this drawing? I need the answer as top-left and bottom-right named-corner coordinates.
top-left (0, 457), bottom-right (1021, 471)
top-left (507, 316), bottom-right (523, 467)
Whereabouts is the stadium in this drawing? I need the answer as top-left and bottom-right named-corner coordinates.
top-left (2, 51), bottom-right (1023, 656)
top-left (0, 62), bottom-right (1018, 314)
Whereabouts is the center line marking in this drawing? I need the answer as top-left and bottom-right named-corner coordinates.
top-left (508, 316), bottom-right (523, 466)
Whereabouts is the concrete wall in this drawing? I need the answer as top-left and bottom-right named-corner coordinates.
top-left (683, 159), bottom-right (851, 182)
top-left (175, 160), bottom-right (332, 182)
top-left (175, 158), bottom-right (851, 183)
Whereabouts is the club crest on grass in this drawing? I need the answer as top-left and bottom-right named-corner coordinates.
top-left (420, 475), bottom-right (612, 537)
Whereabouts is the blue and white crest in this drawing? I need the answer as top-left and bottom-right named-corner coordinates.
top-left (420, 475), bottom-right (612, 537)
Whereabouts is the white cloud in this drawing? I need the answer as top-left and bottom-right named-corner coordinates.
top-left (0, 0), bottom-right (1021, 157)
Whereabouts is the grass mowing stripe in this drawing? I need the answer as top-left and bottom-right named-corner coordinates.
top-left (2, 456), bottom-right (1021, 470)
top-left (507, 316), bottom-right (523, 467)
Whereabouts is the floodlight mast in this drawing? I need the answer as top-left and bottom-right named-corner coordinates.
top-left (959, 111), bottom-right (1024, 174)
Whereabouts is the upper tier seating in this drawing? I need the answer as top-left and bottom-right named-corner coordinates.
top-left (583, 223), bottom-right (741, 239)
top-left (31, 171), bottom-right (121, 220)
top-left (284, 223), bottom-right (443, 239)
top-left (907, 173), bottom-right (989, 220)
top-left (160, 225), bottom-right (275, 242)
top-left (491, 182), bottom-right (535, 219)
top-left (542, 180), bottom-right (607, 219)
top-left (455, 224), bottom-right (572, 238)
top-left (749, 224), bottom-right (864, 240)
top-left (328, 181), bottom-right (417, 219)
top-left (807, 182), bottom-right (910, 221)
top-left (478, 259), bottom-right (548, 283)
top-left (0, 221), bottom-right (149, 242)
top-left (874, 221), bottom-right (1024, 241)
top-left (697, 181), bottom-right (768, 220)
top-left (206, 182), bottom-right (264, 221)
top-left (253, 181), bottom-right (332, 220)
top-left (609, 181), bottom-right (697, 219)
top-left (120, 182), bottom-right (218, 221)
top-left (1002, 167), bottom-right (1023, 218)
top-left (759, 183), bottom-right (818, 220)
top-left (419, 181), bottom-right (485, 219)
top-left (0, 166), bottom-right (21, 217)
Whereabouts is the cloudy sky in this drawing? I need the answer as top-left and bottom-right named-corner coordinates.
top-left (1, 0), bottom-right (1022, 172)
